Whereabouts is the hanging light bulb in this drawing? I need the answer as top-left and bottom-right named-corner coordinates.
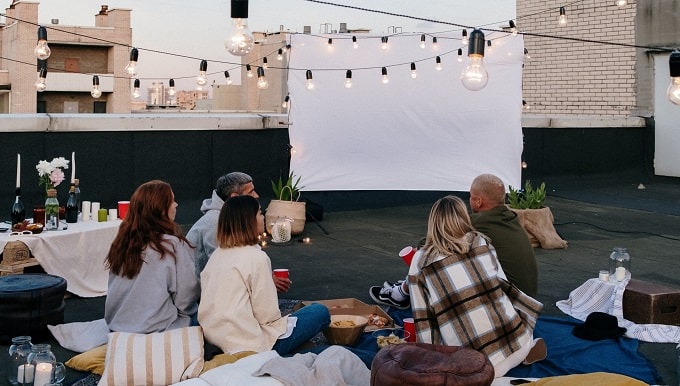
top-left (381, 67), bottom-right (389, 84)
top-left (667, 51), bottom-right (680, 106)
top-left (521, 161), bottom-right (528, 169)
top-left (616, 0), bottom-right (627, 6)
top-left (486, 40), bottom-right (493, 54)
top-left (246, 64), bottom-right (253, 78)
top-left (524, 48), bottom-right (531, 60)
top-left (305, 70), bottom-right (314, 90)
top-left (522, 100), bottom-right (530, 111)
top-left (196, 59), bottom-right (208, 89)
top-left (352, 36), bottom-right (358, 49)
top-left (91, 75), bottom-right (102, 98)
top-left (432, 37), bottom-right (439, 50)
top-left (256, 66), bottom-right (269, 89)
top-left (457, 48), bottom-right (463, 62)
top-left (327, 38), bottom-right (333, 49)
top-left (558, 7), bottom-right (567, 26)
top-left (281, 95), bottom-right (290, 109)
top-left (345, 70), bottom-right (352, 89)
top-left (277, 49), bottom-right (283, 61)
top-left (509, 20), bottom-right (518, 36)
top-left (408, 62), bottom-right (417, 79)
top-left (34, 26), bottom-right (51, 60)
top-left (381, 36), bottom-right (388, 50)
top-left (226, 0), bottom-right (254, 56)
top-left (168, 78), bottom-right (176, 96)
top-left (420, 34), bottom-right (426, 49)
top-left (435, 56), bottom-right (442, 71)
top-left (124, 48), bottom-right (138, 76)
top-left (224, 70), bottom-right (233, 85)
top-left (461, 29), bottom-right (489, 91)
top-left (35, 67), bottom-right (47, 92)
top-left (262, 57), bottom-right (268, 69)
top-left (462, 29), bottom-right (469, 45)
top-left (132, 79), bottom-right (141, 99)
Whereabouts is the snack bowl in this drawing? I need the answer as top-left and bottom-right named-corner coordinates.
top-left (27, 223), bottom-right (43, 234)
top-left (372, 328), bottom-right (410, 348)
top-left (324, 314), bottom-right (368, 346)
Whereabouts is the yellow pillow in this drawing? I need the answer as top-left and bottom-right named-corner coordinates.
top-left (201, 351), bottom-right (257, 373)
top-left (65, 344), bottom-right (108, 375)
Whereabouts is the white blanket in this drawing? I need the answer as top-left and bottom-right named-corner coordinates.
top-left (48, 318), bottom-right (109, 352)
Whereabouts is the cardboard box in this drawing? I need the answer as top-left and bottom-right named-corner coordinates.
top-left (623, 279), bottom-right (680, 326)
top-left (299, 298), bottom-right (393, 331)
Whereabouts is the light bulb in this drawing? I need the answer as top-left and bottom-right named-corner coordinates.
top-left (432, 37), bottom-right (439, 50)
top-left (521, 161), bottom-right (528, 169)
top-left (420, 34), bottom-right (426, 49)
top-left (667, 51), bottom-right (680, 105)
top-left (305, 70), bottom-right (314, 90)
top-left (352, 36), bottom-right (358, 49)
top-left (509, 20), bottom-right (518, 36)
top-left (132, 79), bottom-right (140, 99)
top-left (486, 40), bottom-right (493, 54)
top-left (224, 70), bottom-right (233, 85)
top-left (277, 49), bottom-right (283, 61)
top-left (381, 36), bottom-right (388, 50)
top-left (91, 75), bottom-right (102, 98)
top-left (35, 68), bottom-right (47, 92)
top-left (256, 66), bottom-right (269, 89)
top-left (524, 48), bottom-right (531, 60)
top-left (246, 64), bottom-right (253, 78)
top-left (226, 7), bottom-right (254, 57)
top-left (457, 48), bottom-right (463, 62)
top-left (435, 56), bottom-right (442, 71)
top-left (168, 79), bottom-right (176, 96)
top-left (462, 29), bottom-right (469, 45)
top-left (282, 95), bottom-right (289, 108)
top-left (124, 48), bottom-right (138, 76)
top-left (262, 57), bottom-right (268, 69)
top-left (345, 70), bottom-right (352, 89)
top-left (410, 62), bottom-right (417, 79)
top-left (196, 59), bottom-right (208, 86)
top-left (461, 29), bottom-right (489, 91)
top-left (559, 7), bottom-right (567, 26)
top-left (327, 38), bottom-right (333, 49)
top-left (381, 67), bottom-right (389, 84)
top-left (616, 0), bottom-right (627, 6)
top-left (34, 26), bottom-right (51, 60)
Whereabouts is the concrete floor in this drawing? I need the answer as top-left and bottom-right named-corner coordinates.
top-left (1, 176), bottom-right (679, 385)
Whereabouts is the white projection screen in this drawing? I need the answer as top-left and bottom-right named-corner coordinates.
top-left (287, 32), bottom-right (524, 192)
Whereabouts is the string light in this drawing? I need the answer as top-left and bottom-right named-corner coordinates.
top-left (327, 38), bottom-right (333, 48)
top-left (226, 0), bottom-right (254, 56)
top-left (34, 26), bottom-right (51, 60)
top-left (486, 40), bottom-right (493, 54)
top-left (277, 49), bottom-right (283, 60)
top-left (667, 51), bottom-right (680, 106)
top-left (461, 29), bottom-right (469, 45)
top-left (381, 67), bottom-right (389, 84)
top-left (352, 35), bottom-right (358, 49)
top-left (262, 57), bottom-right (268, 69)
top-left (522, 100), bottom-right (531, 110)
top-left (305, 70), bottom-right (314, 90)
top-left (90, 75), bottom-right (102, 98)
top-left (345, 70), bottom-right (352, 88)
top-left (281, 94), bottom-right (290, 109)
top-left (410, 62), bottom-right (417, 79)
top-left (559, 7), bottom-right (567, 26)
top-left (124, 47), bottom-right (138, 76)
top-left (461, 29), bottom-right (488, 91)
top-left (256, 66), bottom-right (269, 89)
top-left (457, 48), bottom-right (463, 62)
top-left (381, 36), bottom-right (388, 50)
top-left (432, 36), bottom-right (439, 50)
top-left (435, 56), bottom-right (442, 71)
top-left (246, 64), bottom-right (253, 78)
top-left (35, 67), bottom-right (47, 92)
top-left (524, 48), bottom-right (531, 60)
top-left (224, 70), bottom-right (233, 85)
top-left (420, 34), bottom-right (426, 49)
top-left (509, 20), bottom-right (518, 36)
top-left (132, 79), bottom-right (140, 99)
top-left (521, 161), bottom-right (528, 169)
top-left (196, 59), bottom-right (208, 90)
top-left (168, 78), bottom-right (176, 96)
top-left (616, 0), bottom-right (627, 6)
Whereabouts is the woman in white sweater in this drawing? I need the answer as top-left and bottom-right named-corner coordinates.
top-left (198, 195), bottom-right (329, 355)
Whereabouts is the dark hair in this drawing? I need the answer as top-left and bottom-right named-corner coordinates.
top-left (105, 180), bottom-right (188, 279)
top-left (215, 172), bottom-right (253, 201)
top-left (216, 195), bottom-right (261, 248)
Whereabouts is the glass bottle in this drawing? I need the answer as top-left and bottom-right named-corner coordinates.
top-left (28, 344), bottom-right (57, 386)
top-left (45, 189), bottom-right (59, 231)
top-left (608, 247), bottom-right (631, 280)
top-left (11, 187), bottom-right (26, 225)
top-left (65, 183), bottom-right (78, 223)
top-left (74, 178), bottom-right (81, 213)
top-left (8, 335), bottom-right (32, 386)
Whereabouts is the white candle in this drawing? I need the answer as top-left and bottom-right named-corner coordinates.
top-left (17, 364), bottom-right (34, 383)
top-left (16, 153), bottom-right (20, 188)
top-left (615, 266), bottom-right (627, 281)
top-left (71, 151), bottom-right (75, 183)
top-left (33, 362), bottom-right (52, 386)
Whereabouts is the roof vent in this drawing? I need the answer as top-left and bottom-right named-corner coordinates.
top-left (51, 19), bottom-right (59, 24)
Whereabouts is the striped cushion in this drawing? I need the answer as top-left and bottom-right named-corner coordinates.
top-left (98, 326), bottom-right (204, 386)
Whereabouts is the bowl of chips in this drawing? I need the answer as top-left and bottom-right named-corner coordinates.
top-left (372, 328), bottom-right (410, 348)
top-left (324, 314), bottom-right (368, 346)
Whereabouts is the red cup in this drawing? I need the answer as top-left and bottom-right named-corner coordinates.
top-left (273, 269), bottom-right (289, 278)
top-left (399, 246), bottom-right (416, 267)
top-left (117, 201), bottom-right (130, 219)
top-left (402, 317), bottom-right (416, 342)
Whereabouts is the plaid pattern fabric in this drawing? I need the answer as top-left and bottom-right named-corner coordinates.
top-left (409, 232), bottom-right (542, 366)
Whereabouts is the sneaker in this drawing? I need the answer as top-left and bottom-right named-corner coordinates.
top-left (382, 279), bottom-right (405, 289)
top-left (522, 338), bottom-right (547, 365)
top-left (369, 284), bottom-right (410, 309)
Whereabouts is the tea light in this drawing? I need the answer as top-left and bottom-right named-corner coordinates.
top-left (17, 364), bottom-right (34, 383)
top-left (598, 270), bottom-right (610, 282)
top-left (615, 267), bottom-right (627, 281)
top-left (34, 362), bottom-right (52, 386)
top-left (302, 237), bottom-right (311, 243)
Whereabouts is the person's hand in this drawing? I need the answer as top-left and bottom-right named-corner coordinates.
top-left (273, 275), bottom-right (292, 293)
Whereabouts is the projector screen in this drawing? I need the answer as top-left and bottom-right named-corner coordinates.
top-left (287, 32), bottom-right (524, 191)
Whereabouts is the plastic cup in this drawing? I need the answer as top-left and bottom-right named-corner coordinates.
top-left (273, 269), bottom-right (289, 278)
top-left (118, 201), bottom-right (130, 219)
top-left (399, 246), bottom-right (416, 266)
top-left (402, 317), bottom-right (416, 342)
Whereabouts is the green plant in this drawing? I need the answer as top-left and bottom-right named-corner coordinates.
top-left (271, 171), bottom-right (305, 201)
top-left (507, 180), bottom-right (546, 209)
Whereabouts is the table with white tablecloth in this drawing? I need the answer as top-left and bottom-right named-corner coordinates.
top-left (0, 220), bottom-right (120, 297)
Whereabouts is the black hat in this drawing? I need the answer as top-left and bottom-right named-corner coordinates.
top-left (573, 312), bottom-right (627, 340)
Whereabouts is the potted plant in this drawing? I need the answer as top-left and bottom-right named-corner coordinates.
top-left (507, 180), bottom-right (567, 249)
top-left (265, 171), bottom-right (307, 237)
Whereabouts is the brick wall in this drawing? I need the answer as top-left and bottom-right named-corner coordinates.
top-left (47, 45), bottom-right (109, 75)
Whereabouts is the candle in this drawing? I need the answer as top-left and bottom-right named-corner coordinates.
top-left (615, 266), bottom-right (627, 282)
top-left (71, 152), bottom-right (75, 183)
top-left (16, 153), bottom-right (20, 188)
top-left (34, 362), bottom-right (52, 386)
top-left (17, 364), bottom-right (34, 383)
top-left (598, 270), bottom-right (610, 282)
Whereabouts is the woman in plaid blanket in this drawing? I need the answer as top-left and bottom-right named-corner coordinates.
top-left (408, 195), bottom-right (546, 377)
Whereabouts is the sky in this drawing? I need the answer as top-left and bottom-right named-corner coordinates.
top-left (30, 0), bottom-right (516, 91)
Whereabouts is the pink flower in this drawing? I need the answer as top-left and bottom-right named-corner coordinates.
top-left (49, 168), bottom-right (65, 187)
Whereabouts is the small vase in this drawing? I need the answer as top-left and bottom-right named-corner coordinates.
top-left (45, 189), bottom-right (59, 231)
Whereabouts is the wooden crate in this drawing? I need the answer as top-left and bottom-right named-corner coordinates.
top-left (0, 258), bottom-right (40, 276)
top-left (623, 279), bottom-right (680, 326)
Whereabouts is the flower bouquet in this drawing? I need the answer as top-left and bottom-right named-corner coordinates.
top-left (36, 157), bottom-right (69, 192)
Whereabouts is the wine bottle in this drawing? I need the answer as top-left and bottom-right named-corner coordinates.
top-left (10, 187), bottom-right (25, 225)
top-left (74, 178), bottom-right (81, 213)
top-left (66, 183), bottom-right (78, 223)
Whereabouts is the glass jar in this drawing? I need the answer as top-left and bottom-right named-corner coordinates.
top-left (608, 247), bottom-right (631, 281)
top-left (45, 189), bottom-right (59, 231)
top-left (28, 344), bottom-right (57, 386)
top-left (8, 335), bottom-right (32, 386)
top-left (270, 217), bottom-right (292, 243)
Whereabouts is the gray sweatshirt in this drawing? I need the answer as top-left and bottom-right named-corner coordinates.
top-left (186, 190), bottom-right (224, 276)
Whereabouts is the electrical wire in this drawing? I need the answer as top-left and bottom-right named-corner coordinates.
top-left (554, 221), bottom-right (680, 242)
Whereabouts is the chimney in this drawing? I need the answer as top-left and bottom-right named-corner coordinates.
top-left (99, 5), bottom-right (109, 15)
top-left (95, 5), bottom-right (108, 27)
top-left (51, 19), bottom-right (59, 24)
top-left (339, 23), bottom-right (347, 33)
top-left (303, 25), bottom-right (311, 34)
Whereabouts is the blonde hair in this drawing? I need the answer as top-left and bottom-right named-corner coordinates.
top-left (424, 195), bottom-right (476, 257)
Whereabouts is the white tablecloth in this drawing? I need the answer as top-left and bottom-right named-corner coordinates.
top-left (0, 220), bottom-right (120, 297)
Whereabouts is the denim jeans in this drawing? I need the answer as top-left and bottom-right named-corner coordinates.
top-left (272, 303), bottom-right (330, 355)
